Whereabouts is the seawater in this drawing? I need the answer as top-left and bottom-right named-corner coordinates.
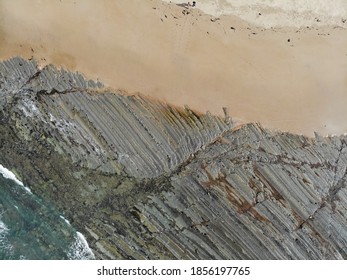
top-left (164, 0), bottom-right (347, 27)
top-left (0, 165), bottom-right (94, 260)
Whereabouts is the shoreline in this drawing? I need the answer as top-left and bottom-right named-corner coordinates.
top-left (163, 0), bottom-right (347, 29)
top-left (0, 0), bottom-right (346, 136)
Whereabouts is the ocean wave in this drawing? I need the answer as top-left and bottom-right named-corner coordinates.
top-left (0, 164), bottom-right (33, 194)
top-left (60, 215), bottom-right (71, 225)
top-left (0, 169), bottom-right (95, 259)
top-left (0, 218), bottom-right (14, 257)
top-left (66, 232), bottom-right (95, 260)
top-left (0, 164), bottom-right (24, 187)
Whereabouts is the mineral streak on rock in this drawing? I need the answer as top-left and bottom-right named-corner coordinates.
top-left (137, 124), bottom-right (347, 259)
top-left (1, 57), bottom-right (347, 259)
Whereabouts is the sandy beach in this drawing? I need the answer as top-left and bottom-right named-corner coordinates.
top-left (0, 0), bottom-right (346, 136)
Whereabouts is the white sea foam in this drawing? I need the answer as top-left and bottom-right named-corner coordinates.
top-left (23, 186), bottom-right (32, 193)
top-left (0, 219), bottom-right (9, 233)
top-left (0, 164), bottom-right (24, 186)
top-left (0, 164), bottom-right (33, 193)
top-left (0, 219), bottom-right (13, 255)
top-left (59, 215), bottom-right (71, 225)
top-left (164, 0), bottom-right (347, 27)
top-left (66, 232), bottom-right (95, 260)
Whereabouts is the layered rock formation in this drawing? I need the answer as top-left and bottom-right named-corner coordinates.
top-left (1, 57), bottom-right (346, 259)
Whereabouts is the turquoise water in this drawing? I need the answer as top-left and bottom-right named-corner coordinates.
top-left (0, 170), bottom-right (94, 260)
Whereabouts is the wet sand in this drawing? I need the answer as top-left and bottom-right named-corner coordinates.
top-left (0, 0), bottom-right (346, 136)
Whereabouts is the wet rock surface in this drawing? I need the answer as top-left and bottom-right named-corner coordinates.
top-left (1, 57), bottom-right (346, 259)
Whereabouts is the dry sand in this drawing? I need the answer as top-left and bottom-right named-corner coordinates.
top-left (0, 0), bottom-right (346, 136)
